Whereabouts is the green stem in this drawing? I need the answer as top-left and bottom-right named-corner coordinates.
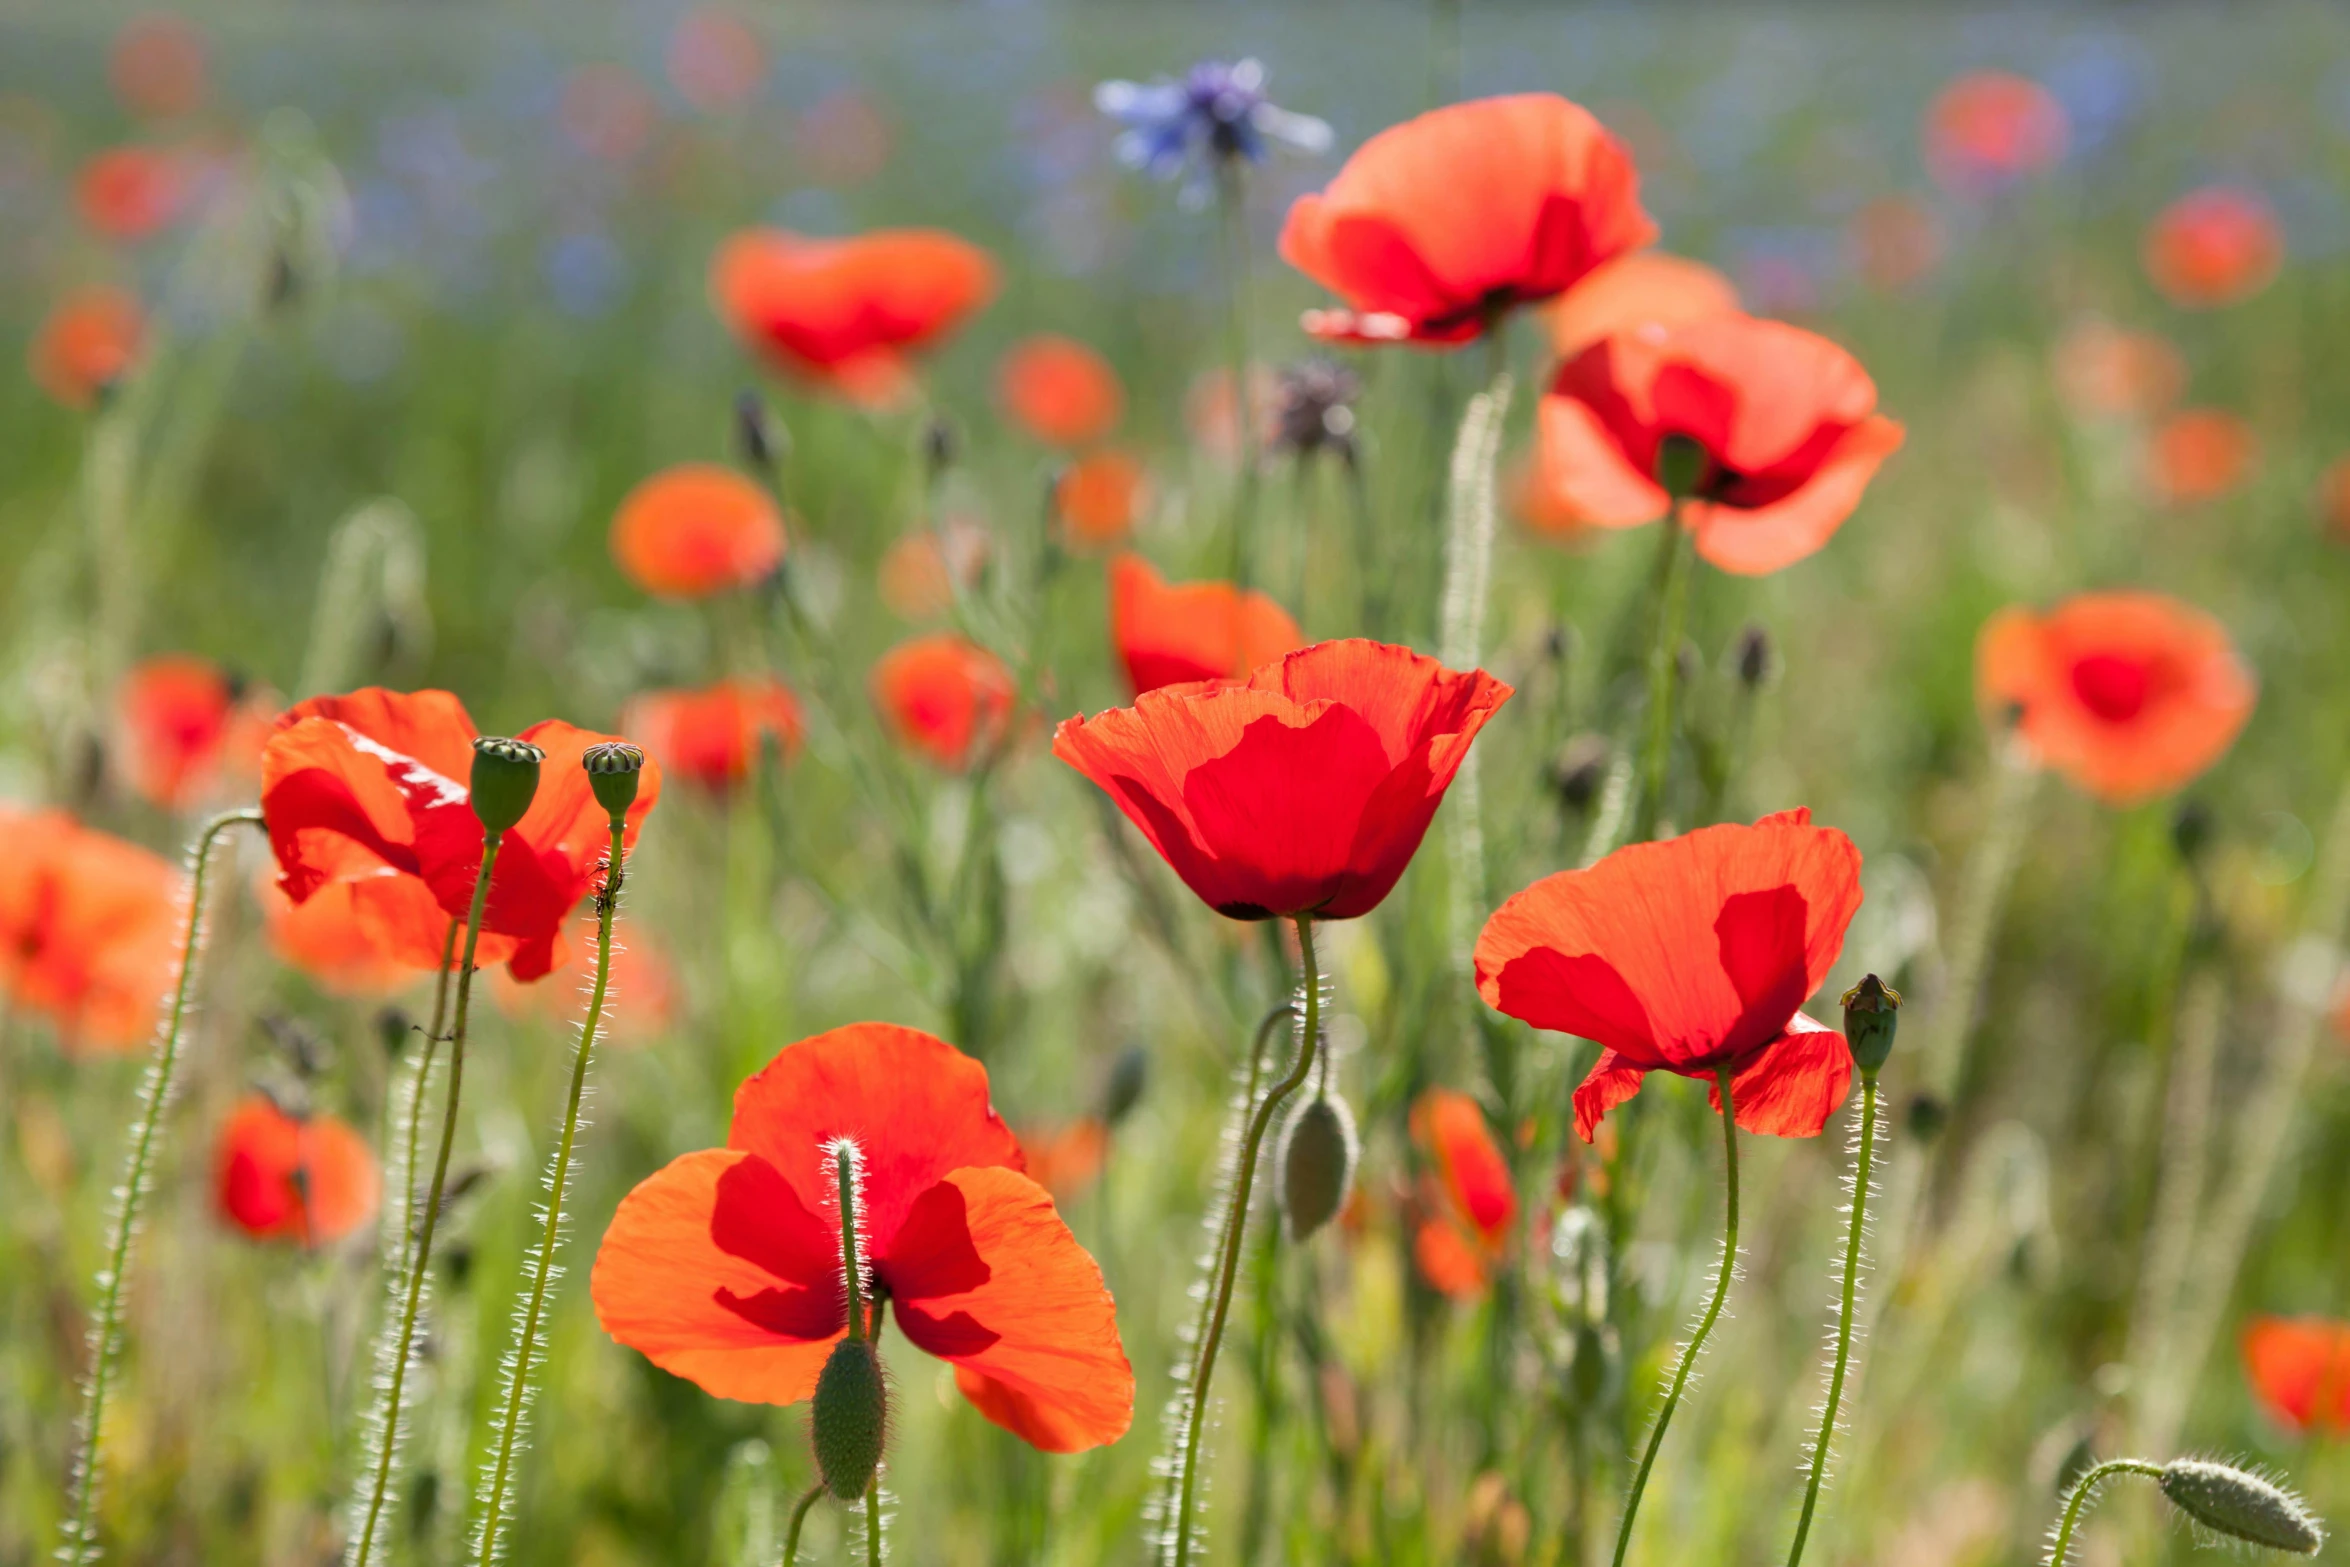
top-left (2046, 1459), bottom-right (2164, 1567)
top-left (1633, 511), bottom-right (1695, 844)
top-left (1611, 1065), bottom-right (1740, 1567)
top-left (1170, 920), bottom-right (1323, 1567)
top-left (351, 834), bottom-right (503, 1567)
top-left (1784, 1074), bottom-right (1880, 1567)
top-left (390, 925), bottom-right (460, 1294)
top-left (1217, 157), bottom-right (1258, 589)
top-left (838, 1140), bottom-right (867, 1343)
top-left (781, 1482), bottom-right (824, 1566)
top-left (865, 1473), bottom-right (883, 1567)
top-left (60, 808), bottom-right (261, 1565)
top-left (473, 823), bottom-right (629, 1564)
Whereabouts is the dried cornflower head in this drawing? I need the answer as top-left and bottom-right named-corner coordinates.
top-left (2159, 1459), bottom-right (2323, 1554)
top-left (1272, 358), bottom-right (1361, 462)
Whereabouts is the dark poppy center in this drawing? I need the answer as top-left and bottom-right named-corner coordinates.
top-left (2069, 652), bottom-right (2155, 724)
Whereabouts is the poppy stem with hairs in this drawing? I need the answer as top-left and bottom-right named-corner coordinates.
top-left (1216, 156), bottom-right (1259, 589)
top-left (1171, 919), bottom-right (1323, 1567)
top-left (1632, 496), bottom-right (1697, 845)
top-left (2046, 1459), bottom-right (2165, 1567)
top-left (1611, 1064), bottom-right (1739, 1567)
top-left (60, 807), bottom-right (262, 1566)
top-left (781, 1481), bottom-right (824, 1566)
top-left (392, 921), bottom-right (460, 1288)
top-left (866, 1474), bottom-right (883, 1567)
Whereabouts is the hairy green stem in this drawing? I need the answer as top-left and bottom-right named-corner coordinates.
top-left (2046, 1459), bottom-right (2165, 1567)
top-left (838, 1140), bottom-right (867, 1343)
top-left (60, 808), bottom-right (261, 1565)
top-left (1632, 513), bottom-right (1695, 844)
top-left (1785, 1074), bottom-right (1880, 1567)
top-left (865, 1474), bottom-right (883, 1567)
top-left (781, 1481), bottom-right (824, 1565)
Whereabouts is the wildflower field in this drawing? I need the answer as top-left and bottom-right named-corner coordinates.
top-left (8, 3), bottom-right (2350, 1564)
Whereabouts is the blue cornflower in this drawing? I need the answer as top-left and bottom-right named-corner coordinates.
top-left (1094, 58), bottom-right (1331, 204)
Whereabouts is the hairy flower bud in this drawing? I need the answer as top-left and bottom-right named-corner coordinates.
top-left (470, 737), bottom-right (545, 838)
top-left (811, 1337), bottom-right (888, 1500)
top-left (2159, 1460), bottom-right (2323, 1554)
top-left (1842, 973), bottom-right (1902, 1075)
top-left (582, 741), bottom-right (645, 819)
top-left (1279, 1093), bottom-right (1357, 1240)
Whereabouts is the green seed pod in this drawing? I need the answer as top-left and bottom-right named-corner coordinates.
top-left (811, 1338), bottom-right (888, 1500)
top-left (582, 741), bottom-right (645, 820)
top-left (469, 737), bottom-right (545, 838)
top-left (1841, 973), bottom-right (1902, 1075)
top-left (1279, 1094), bottom-right (1357, 1241)
top-left (2159, 1460), bottom-right (2324, 1554)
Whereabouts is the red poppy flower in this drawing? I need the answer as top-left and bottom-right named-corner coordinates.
top-left (1476, 809), bottom-right (1862, 1142)
top-left (1409, 1088), bottom-right (1516, 1300)
top-left (998, 334), bottom-right (1124, 447)
top-left (491, 910), bottom-right (677, 1046)
top-left (610, 464), bottom-right (787, 600)
top-left (624, 678), bottom-right (802, 793)
top-left (257, 875), bottom-right (436, 997)
top-left (260, 688), bottom-right (662, 980)
top-left (214, 1094), bottom-right (380, 1246)
top-left (77, 145), bottom-right (190, 242)
top-left (1546, 250), bottom-right (1738, 360)
top-left (2052, 320), bottom-right (2186, 422)
top-left (1923, 71), bottom-right (2069, 192)
top-left (1108, 553), bottom-right (1302, 696)
top-left (877, 521), bottom-right (989, 621)
top-left (2146, 409), bottom-right (2257, 506)
top-left (2242, 1316), bottom-right (2350, 1435)
top-left (1021, 1118), bottom-right (1109, 1201)
top-left (710, 227), bottom-right (996, 404)
top-left (30, 286), bottom-right (145, 410)
top-left (1280, 94), bottom-right (1655, 345)
top-left (591, 1022), bottom-right (1133, 1451)
top-left (1054, 639), bottom-right (1512, 921)
top-left (667, 7), bottom-right (766, 114)
top-left (871, 634), bottom-right (1017, 772)
top-left (1846, 195), bottom-right (1946, 293)
top-left (2144, 186), bottom-right (2284, 310)
top-left (0, 810), bottom-right (182, 1052)
top-left (116, 653), bottom-right (268, 810)
top-left (1976, 593), bottom-right (2255, 806)
top-left (1531, 315), bottom-right (1905, 576)
top-left (110, 13), bottom-right (210, 119)
top-left (1055, 448), bottom-right (1149, 550)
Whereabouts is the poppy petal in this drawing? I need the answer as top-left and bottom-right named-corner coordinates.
top-left (1413, 1217), bottom-right (1491, 1299)
top-left (1707, 1012), bottom-right (1854, 1138)
top-left (1690, 415), bottom-right (1906, 576)
top-left (1532, 391), bottom-right (1669, 528)
top-left (1571, 1050), bottom-right (1648, 1143)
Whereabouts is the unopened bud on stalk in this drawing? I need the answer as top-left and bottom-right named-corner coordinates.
top-left (1842, 974), bottom-right (1901, 1074)
top-left (1551, 734), bottom-right (1611, 813)
top-left (811, 1338), bottom-right (889, 1499)
top-left (469, 737), bottom-right (545, 838)
top-left (2159, 1460), bottom-right (2323, 1554)
top-left (1734, 624), bottom-right (1775, 689)
top-left (923, 416), bottom-right (957, 477)
top-left (376, 1006), bottom-right (412, 1058)
top-left (582, 741), bottom-right (645, 819)
top-left (1102, 1045), bottom-right (1148, 1127)
top-left (734, 389), bottom-right (788, 477)
top-left (1655, 433), bottom-right (1708, 501)
top-left (1279, 1093), bottom-right (1358, 1240)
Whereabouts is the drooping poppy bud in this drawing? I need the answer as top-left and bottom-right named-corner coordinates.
top-left (2158, 1460), bottom-right (2323, 1555)
top-left (812, 1337), bottom-right (889, 1499)
top-left (583, 740), bottom-right (645, 820)
top-left (470, 737), bottom-right (546, 838)
top-left (1841, 974), bottom-right (1901, 1075)
top-left (1279, 1093), bottom-right (1357, 1240)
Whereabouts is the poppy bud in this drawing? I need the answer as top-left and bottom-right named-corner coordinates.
top-left (2172, 799), bottom-right (2214, 864)
top-left (1734, 624), bottom-right (1774, 689)
top-left (735, 389), bottom-right (788, 477)
top-left (582, 741), bottom-right (645, 820)
top-left (1102, 1045), bottom-right (1148, 1127)
top-left (923, 416), bottom-right (957, 477)
top-left (376, 1006), bottom-right (412, 1058)
top-left (1905, 1092), bottom-right (1948, 1140)
top-left (1654, 433), bottom-right (1708, 501)
top-left (811, 1337), bottom-right (888, 1500)
top-left (469, 737), bottom-right (545, 838)
top-left (2158, 1460), bottom-right (2324, 1554)
top-left (1278, 1093), bottom-right (1357, 1240)
top-left (1551, 734), bottom-right (1611, 812)
top-left (1841, 974), bottom-right (1901, 1075)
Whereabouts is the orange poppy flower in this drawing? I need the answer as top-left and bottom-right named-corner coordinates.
top-left (666, 7), bottom-right (765, 115)
top-left (30, 286), bottom-right (145, 409)
top-left (260, 688), bottom-right (661, 980)
top-left (2242, 1316), bottom-right (2350, 1435)
top-left (871, 634), bottom-right (1017, 772)
top-left (1055, 640), bottom-right (1511, 921)
top-left (877, 520), bottom-right (989, 620)
top-left (1108, 552), bottom-right (1302, 695)
top-left (610, 464), bottom-right (787, 599)
top-left (1477, 809), bottom-right (1862, 1142)
top-left (591, 1022), bottom-right (1133, 1451)
top-left (214, 1095), bottom-right (380, 1246)
top-left (2146, 409), bottom-right (2257, 506)
top-left (2144, 186), bottom-right (2283, 310)
top-left (2318, 458), bottom-right (2350, 544)
top-left (2051, 320), bottom-right (2186, 422)
top-left (624, 678), bottom-right (802, 793)
top-left (1976, 593), bottom-right (2255, 806)
top-left (76, 145), bottom-right (190, 241)
top-left (110, 13), bottom-right (210, 119)
top-left (257, 875), bottom-right (437, 997)
top-left (1923, 71), bottom-right (2069, 191)
top-left (1280, 93), bottom-right (1655, 345)
top-left (710, 227), bottom-right (996, 404)
top-left (490, 910), bottom-right (677, 1046)
top-left (1021, 1118), bottom-right (1110, 1201)
top-left (1546, 250), bottom-right (1738, 360)
top-left (1845, 194), bottom-right (1945, 293)
top-left (116, 653), bottom-right (268, 810)
top-left (998, 334), bottom-right (1124, 447)
top-left (0, 810), bottom-right (182, 1052)
top-left (1055, 448), bottom-right (1149, 550)
top-left (1532, 315), bottom-right (1905, 575)
top-left (1409, 1088), bottom-right (1516, 1300)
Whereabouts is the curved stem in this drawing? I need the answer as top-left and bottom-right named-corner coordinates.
top-left (474, 825), bottom-right (627, 1563)
top-left (1171, 920), bottom-right (1322, 1567)
top-left (1611, 1065), bottom-right (1740, 1567)
top-left (780, 1481), bottom-right (824, 1566)
top-left (60, 808), bottom-right (261, 1564)
top-left (1784, 1074), bottom-right (1879, 1567)
top-left (1632, 511), bottom-right (1695, 844)
top-left (391, 925), bottom-right (460, 1290)
top-left (351, 835), bottom-right (502, 1567)
top-left (2046, 1459), bottom-right (2164, 1567)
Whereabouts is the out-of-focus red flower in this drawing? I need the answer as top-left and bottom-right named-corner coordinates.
top-left (795, 89), bottom-right (892, 188)
top-left (110, 14), bottom-right (210, 119)
top-left (1183, 364), bottom-right (1280, 468)
top-left (1055, 448), bottom-right (1148, 550)
top-left (257, 875), bottom-right (435, 997)
top-left (591, 1022), bottom-right (1133, 1451)
top-left (1477, 809), bottom-right (1862, 1143)
top-left (1846, 195), bottom-right (1945, 293)
top-left (30, 286), bottom-right (144, 409)
top-left (116, 653), bottom-right (269, 811)
top-left (2051, 320), bottom-right (2186, 422)
top-left (666, 7), bottom-right (765, 114)
top-left (623, 678), bottom-right (802, 793)
top-left (1410, 1088), bottom-right (1516, 1300)
top-left (560, 64), bottom-right (659, 165)
top-left (1056, 640), bottom-right (1511, 921)
top-left (214, 1094), bottom-right (380, 1246)
top-left (2243, 1316), bottom-right (2350, 1435)
top-left (2145, 409), bottom-right (2257, 506)
top-left (871, 634), bottom-right (1017, 772)
top-left (1546, 251), bottom-right (1738, 360)
top-left (711, 227), bottom-right (995, 404)
top-left (1532, 315), bottom-right (1905, 575)
top-left (998, 334), bottom-right (1123, 447)
top-left (0, 810), bottom-right (182, 1052)
top-left (1281, 94), bottom-right (1654, 346)
top-left (2144, 186), bottom-right (2284, 310)
top-left (2318, 458), bottom-right (2350, 545)
top-left (76, 145), bottom-right (190, 241)
top-left (1022, 1118), bottom-right (1110, 1201)
top-left (877, 520), bottom-right (989, 621)
top-left (1506, 451), bottom-right (1596, 545)
top-left (610, 464), bottom-right (786, 599)
top-left (261, 689), bottom-right (661, 981)
top-left (1108, 553), bottom-right (1301, 695)
top-left (491, 910), bottom-right (677, 1047)
top-left (1923, 71), bottom-right (2069, 192)
top-left (1977, 593), bottom-right (2255, 806)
